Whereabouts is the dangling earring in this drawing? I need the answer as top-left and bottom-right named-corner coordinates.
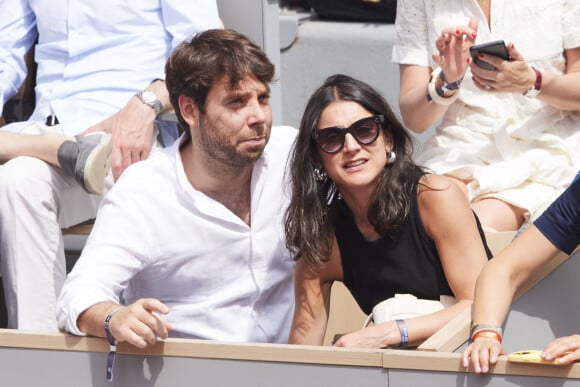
top-left (313, 168), bottom-right (327, 182)
top-left (386, 150), bottom-right (396, 165)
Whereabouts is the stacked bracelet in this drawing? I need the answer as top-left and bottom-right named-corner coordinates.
top-left (470, 323), bottom-right (503, 343)
top-left (396, 319), bottom-right (409, 347)
top-left (427, 67), bottom-right (463, 106)
top-left (471, 330), bottom-right (502, 343)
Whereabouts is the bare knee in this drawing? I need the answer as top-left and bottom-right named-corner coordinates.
top-left (471, 198), bottom-right (526, 232)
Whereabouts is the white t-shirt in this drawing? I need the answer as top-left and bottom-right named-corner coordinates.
top-left (57, 126), bottom-right (297, 344)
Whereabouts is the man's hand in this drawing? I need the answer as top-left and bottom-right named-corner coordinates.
top-left (82, 97), bottom-right (156, 181)
top-left (108, 299), bottom-right (171, 348)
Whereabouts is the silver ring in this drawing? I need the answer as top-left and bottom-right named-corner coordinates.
top-left (485, 83), bottom-right (491, 90)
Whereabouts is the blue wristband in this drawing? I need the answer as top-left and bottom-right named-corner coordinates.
top-left (104, 307), bottom-right (124, 381)
top-left (396, 319), bottom-right (409, 347)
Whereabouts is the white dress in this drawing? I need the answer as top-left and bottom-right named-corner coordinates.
top-left (392, 0), bottom-right (580, 219)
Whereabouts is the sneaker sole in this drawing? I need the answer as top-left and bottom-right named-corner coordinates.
top-left (83, 134), bottom-right (113, 195)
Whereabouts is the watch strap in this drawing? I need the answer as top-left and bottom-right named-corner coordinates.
top-left (438, 70), bottom-right (463, 95)
top-left (427, 67), bottom-right (461, 105)
top-left (523, 67), bottom-right (542, 98)
top-left (135, 90), bottom-right (163, 115)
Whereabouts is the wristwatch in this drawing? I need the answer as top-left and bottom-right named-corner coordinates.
top-left (438, 69), bottom-right (463, 96)
top-left (426, 67), bottom-right (462, 105)
top-left (135, 90), bottom-right (162, 116)
top-left (523, 67), bottom-right (542, 98)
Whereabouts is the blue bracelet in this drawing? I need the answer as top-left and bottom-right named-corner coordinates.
top-left (104, 307), bottom-right (124, 381)
top-left (396, 319), bottom-right (409, 347)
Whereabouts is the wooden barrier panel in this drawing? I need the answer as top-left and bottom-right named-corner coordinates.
top-left (384, 350), bottom-right (580, 387)
top-left (0, 330), bottom-right (384, 387)
top-left (2, 330), bottom-right (580, 387)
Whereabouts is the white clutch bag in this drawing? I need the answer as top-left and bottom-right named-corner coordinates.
top-left (363, 293), bottom-right (456, 327)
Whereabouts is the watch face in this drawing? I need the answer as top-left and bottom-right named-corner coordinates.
top-left (137, 90), bottom-right (162, 114)
top-left (141, 91), bottom-right (156, 104)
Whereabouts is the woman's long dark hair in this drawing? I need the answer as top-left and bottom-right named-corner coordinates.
top-left (284, 74), bottom-right (427, 265)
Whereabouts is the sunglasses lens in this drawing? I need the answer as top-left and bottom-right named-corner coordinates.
top-left (314, 116), bottom-right (382, 154)
top-left (316, 129), bottom-right (343, 153)
top-left (352, 118), bottom-right (379, 144)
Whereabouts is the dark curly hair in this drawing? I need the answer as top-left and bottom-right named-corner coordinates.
top-left (284, 74), bottom-right (427, 265)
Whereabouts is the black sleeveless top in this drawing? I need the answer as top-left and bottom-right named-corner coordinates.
top-left (333, 195), bottom-right (492, 315)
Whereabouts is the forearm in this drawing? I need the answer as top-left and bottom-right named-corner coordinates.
top-left (399, 85), bottom-right (450, 133)
top-left (470, 263), bottom-right (515, 328)
top-left (77, 301), bottom-right (123, 338)
top-left (288, 286), bottom-right (331, 345)
top-left (288, 313), bottom-right (328, 345)
top-left (404, 300), bottom-right (472, 346)
top-left (399, 64), bottom-right (453, 133)
top-left (537, 71), bottom-right (580, 112)
top-left (145, 79), bottom-right (171, 115)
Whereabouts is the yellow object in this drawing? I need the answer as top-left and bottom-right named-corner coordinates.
top-left (508, 350), bottom-right (560, 366)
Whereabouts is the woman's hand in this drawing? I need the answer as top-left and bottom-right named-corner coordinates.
top-left (432, 18), bottom-right (478, 83)
top-left (470, 42), bottom-right (536, 93)
top-left (461, 336), bottom-right (504, 373)
top-left (542, 335), bottom-right (580, 365)
top-left (333, 320), bottom-right (401, 348)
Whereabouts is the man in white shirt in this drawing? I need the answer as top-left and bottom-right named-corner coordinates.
top-left (57, 29), bottom-right (296, 348)
top-left (0, 0), bottom-right (220, 331)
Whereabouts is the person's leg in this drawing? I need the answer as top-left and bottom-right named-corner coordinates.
top-left (446, 176), bottom-right (526, 232)
top-left (0, 131), bottom-right (112, 195)
top-left (0, 132), bottom-right (71, 165)
top-left (0, 156), bottom-right (99, 331)
top-left (471, 198), bottom-right (527, 232)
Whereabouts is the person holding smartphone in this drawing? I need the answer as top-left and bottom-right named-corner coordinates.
top-left (392, 1), bottom-right (580, 233)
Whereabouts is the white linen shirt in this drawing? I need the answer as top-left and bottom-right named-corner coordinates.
top-left (0, 0), bottom-right (220, 134)
top-left (57, 126), bottom-right (297, 343)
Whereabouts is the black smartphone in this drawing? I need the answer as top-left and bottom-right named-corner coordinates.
top-left (470, 40), bottom-right (510, 70)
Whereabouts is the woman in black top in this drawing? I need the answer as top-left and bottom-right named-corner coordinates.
top-left (285, 74), bottom-right (491, 348)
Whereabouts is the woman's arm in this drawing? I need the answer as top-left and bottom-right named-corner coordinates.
top-left (399, 64), bottom-right (449, 133)
top-left (461, 226), bottom-right (562, 372)
top-left (538, 47), bottom-right (580, 111)
top-left (414, 175), bottom-right (490, 337)
top-left (398, 20), bottom-right (477, 133)
top-left (288, 239), bottom-right (343, 345)
top-left (463, 177), bottom-right (580, 372)
top-left (334, 175), bottom-right (489, 348)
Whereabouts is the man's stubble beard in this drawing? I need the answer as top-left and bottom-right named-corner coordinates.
top-left (198, 115), bottom-right (270, 170)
